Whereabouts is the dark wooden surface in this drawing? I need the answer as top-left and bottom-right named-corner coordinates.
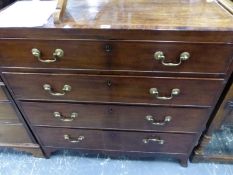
top-left (3, 73), bottom-right (224, 107)
top-left (0, 40), bottom-right (231, 75)
top-left (1, 29), bottom-right (233, 43)
top-left (35, 127), bottom-right (196, 155)
top-left (20, 102), bottom-right (210, 133)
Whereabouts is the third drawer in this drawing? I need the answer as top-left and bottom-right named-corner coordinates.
top-left (20, 102), bottom-right (210, 133)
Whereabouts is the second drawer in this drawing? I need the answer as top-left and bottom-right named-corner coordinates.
top-left (21, 102), bottom-right (210, 133)
top-left (3, 73), bottom-right (224, 107)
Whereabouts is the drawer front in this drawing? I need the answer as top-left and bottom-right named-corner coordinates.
top-left (21, 102), bottom-right (209, 133)
top-left (0, 102), bottom-right (20, 124)
top-left (36, 127), bottom-right (196, 154)
top-left (0, 124), bottom-right (32, 144)
top-left (3, 73), bottom-right (223, 106)
top-left (0, 85), bottom-right (8, 101)
top-left (0, 39), bottom-right (232, 74)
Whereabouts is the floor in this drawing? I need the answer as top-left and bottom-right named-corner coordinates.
top-left (0, 148), bottom-right (233, 175)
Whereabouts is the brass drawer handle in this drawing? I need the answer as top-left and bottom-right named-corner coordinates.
top-left (64, 134), bottom-right (85, 143)
top-left (146, 115), bottom-right (172, 126)
top-left (43, 84), bottom-right (71, 96)
top-left (154, 51), bottom-right (190, 67)
top-left (32, 48), bottom-right (64, 63)
top-left (142, 136), bottom-right (165, 144)
top-left (149, 88), bottom-right (180, 100)
top-left (53, 112), bottom-right (78, 122)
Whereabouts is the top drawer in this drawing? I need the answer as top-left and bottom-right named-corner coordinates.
top-left (0, 39), bottom-right (232, 75)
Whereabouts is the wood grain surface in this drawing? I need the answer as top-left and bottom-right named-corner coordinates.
top-left (35, 127), bottom-right (196, 155)
top-left (20, 102), bottom-right (210, 134)
top-left (3, 72), bottom-right (224, 107)
top-left (47, 0), bottom-right (233, 30)
top-left (0, 39), bottom-right (231, 75)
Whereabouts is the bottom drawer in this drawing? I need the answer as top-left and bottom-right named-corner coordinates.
top-left (36, 127), bottom-right (196, 154)
top-left (0, 124), bottom-right (32, 144)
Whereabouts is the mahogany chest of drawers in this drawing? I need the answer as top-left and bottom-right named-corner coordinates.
top-left (0, 0), bottom-right (233, 167)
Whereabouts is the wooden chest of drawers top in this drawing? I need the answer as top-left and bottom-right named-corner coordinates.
top-left (0, 0), bottom-right (233, 43)
top-left (49, 0), bottom-right (233, 31)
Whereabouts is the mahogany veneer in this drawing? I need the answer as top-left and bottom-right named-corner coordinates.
top-left (0, 40), bottom-right (231, 75)
top-left (20, 102), bottom-right (211, 133)
top-left (3, 73), bottom-right (224, 107)
top-left (36, 128), bottom-right (196, 155)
